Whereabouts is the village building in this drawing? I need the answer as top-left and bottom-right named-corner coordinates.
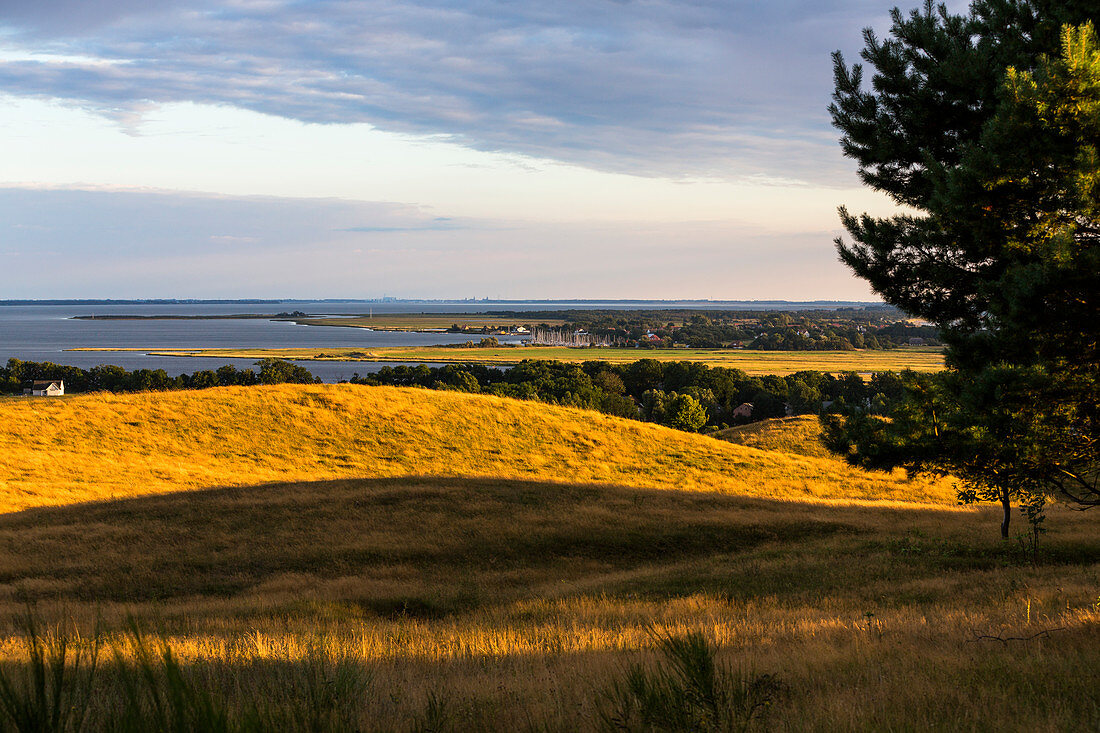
top-left (731, 402), bottom-right (753, 420)
top-left (24, 380), bottom-right (64, 397)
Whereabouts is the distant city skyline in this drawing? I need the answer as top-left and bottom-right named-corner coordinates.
top-left (0, 0), bottom-right (967, 299)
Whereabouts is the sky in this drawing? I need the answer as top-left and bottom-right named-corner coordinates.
top-left (0, 0), bottom-right (961, 300)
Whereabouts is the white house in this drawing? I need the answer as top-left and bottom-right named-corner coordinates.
top-left (24, 380), bottom-right (64, 396)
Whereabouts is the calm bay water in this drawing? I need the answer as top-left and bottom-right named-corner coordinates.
top-left (0, 302), bottom-right (529, 381)
top-left (0, 300), bottom-right (873, 382)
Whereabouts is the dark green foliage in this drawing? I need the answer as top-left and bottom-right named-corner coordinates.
top-left (827, 1), bottom-right (1100, 531)
top-left (355, 360), bottom-right (890, 433)
top-left (664, 394), bottom-right (709, 433)
top-left (621, 359), bottom-right (666, 396)
top-left (599, 631), bottom-right (781, 732)
top-left (832, 1), bottom-right (1099, 351)
top-left (747, 392), bottom-right (786, 422)
top-left (823, 367), bottom-right (1059, 538)
top-left (255, 358), bottom-right (318, 386)
top-left (432, 365), bottom-right (482, 393)
top-left (0, 358), bottom-right (317, 396)
top-left (468, 307), bottom-right (929, 349)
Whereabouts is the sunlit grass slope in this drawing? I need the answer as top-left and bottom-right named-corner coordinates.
top-left (0, 385), bottom-right (953, 513)
top-left (714, 415), bottom-right (835, 459)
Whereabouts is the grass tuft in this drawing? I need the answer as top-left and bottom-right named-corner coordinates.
top-left (599, 630), bottom-right (781, 732)
top-left (0, 613), bottom-right (101, 733)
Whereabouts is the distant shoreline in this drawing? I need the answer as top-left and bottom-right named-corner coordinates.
top-left (71, 314), bottom-right (297, 320)
top-left (69, 312), bottom-right (557, 333)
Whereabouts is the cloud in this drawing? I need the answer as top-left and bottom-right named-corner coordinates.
top-left (0, 0), bottom-right (919, 181)
top-left (0, 186), bottom-right (456, 255)
top-left (0, 185), bottom-right (873, 300)
top-left (0, 0), bottom-right (193, 33)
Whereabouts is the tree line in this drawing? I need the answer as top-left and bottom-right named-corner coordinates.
top-left (351, 359), bottom-right (904, 433)
top-left (485, 308), bottom-right (939, 350)
top-left (0, 358), bottom-right (318, 394)
top-left (3, 356), bottom-right (908, 435)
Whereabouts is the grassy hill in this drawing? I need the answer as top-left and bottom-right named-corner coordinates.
top-left (0, 384), bottom-right (952, 513)
top-left (713, 414), bottom-right (836, 459)
top-left (0, 386), bottom-right (1095, 730)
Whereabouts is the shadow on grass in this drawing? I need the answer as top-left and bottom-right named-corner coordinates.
top-left (0, 476), bottom-right (1087, 615)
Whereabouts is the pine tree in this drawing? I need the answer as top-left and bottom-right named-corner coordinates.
top-left (825, 1), bottom-right (1100, 538)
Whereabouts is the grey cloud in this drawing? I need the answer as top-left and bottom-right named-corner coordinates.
top-left (0, 187), bottom-right (452, 256)
top-left (0, 1), bottom-right (935, 180)
top-left (0, 0), bottom-right (198, 33)
top-left (0, 186), bottom-right (872, 300)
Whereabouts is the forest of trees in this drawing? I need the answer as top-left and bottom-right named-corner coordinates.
top-left (3, 356), bottom-right (906, 435)
top-left (352, 359), bottom-right (905, 433)
top-left (484, 308), bottom-right (939, 350)
top-left (0, 358), bottom-right (318, 394)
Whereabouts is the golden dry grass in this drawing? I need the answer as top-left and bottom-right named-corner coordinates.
top-left (0, 475), bottom-right (1095, 730)
top-left (0, 384), bottom-right (955, 514)
top-left (713, 414), bottom-right (834, 459)
top-left (67, 346), bottom-right (946, 374)
top-left (0, 386), bottom-right (1095, 730)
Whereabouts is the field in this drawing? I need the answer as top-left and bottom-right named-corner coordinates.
top-left (0, 386), bottom-right (1096, 730)
top-left (68, 345), bottom-right (946, 375)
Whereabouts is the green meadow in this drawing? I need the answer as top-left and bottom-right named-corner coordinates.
top-left (68, 346), bottom-right (946, 375)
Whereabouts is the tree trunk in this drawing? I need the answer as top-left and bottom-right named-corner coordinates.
top-left (1001, 488), bottom-right (1011, 540)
